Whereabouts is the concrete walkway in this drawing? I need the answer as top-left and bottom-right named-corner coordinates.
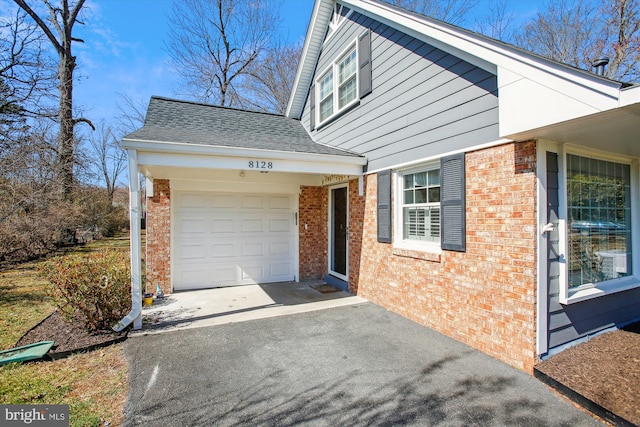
top-left (134, 280), bottom-right (366, 334)
top-left (123, 287), bottom-right (604, 426)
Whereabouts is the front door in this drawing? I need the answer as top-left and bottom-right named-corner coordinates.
top-left (330, 186), bottom-right (348, 279)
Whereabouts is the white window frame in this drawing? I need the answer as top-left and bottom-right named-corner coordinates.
top-left (394, 163), bottom-right (443, 254)
top-left (315, 40), bottom-right (358, 126)
top-left (557, 145), bottom-right (640, 304)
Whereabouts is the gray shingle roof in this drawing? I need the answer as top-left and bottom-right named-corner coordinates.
top-left (125, 97), bottom-right (362, 157)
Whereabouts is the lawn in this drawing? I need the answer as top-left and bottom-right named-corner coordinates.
top-left (0, 234), bottom-right (131, 427)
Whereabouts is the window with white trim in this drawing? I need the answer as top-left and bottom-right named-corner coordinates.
top-left (315, 44), bottom-right (358, 125)
top-left (566, 154), bottom-right (632, 288)
top-left (401, 167), bottom-right (441, 243)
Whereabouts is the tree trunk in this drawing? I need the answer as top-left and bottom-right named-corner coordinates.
top-left (58, 52), bottom-right (75, 200)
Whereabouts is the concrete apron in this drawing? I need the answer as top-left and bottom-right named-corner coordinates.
top-left (131, 280), bottom-right (366, 335)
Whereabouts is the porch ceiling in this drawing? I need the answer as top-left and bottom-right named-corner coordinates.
top-left (508, 103), bottom-right (640, 158)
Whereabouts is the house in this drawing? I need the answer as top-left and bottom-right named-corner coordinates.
top-left (120, 0), bottom-right (640, 373)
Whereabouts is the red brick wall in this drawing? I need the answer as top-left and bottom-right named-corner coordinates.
top-left (348, 179), bottom-right (365, 293)
top-left (351, 141), bottom-right (539, 372)
top-left (146, 179), bottom-right (171, 295)
top-left (299, 186), bottom-right (328, 280)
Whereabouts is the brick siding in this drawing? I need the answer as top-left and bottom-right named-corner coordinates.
top-left (146, 179), bottom-right (171, 295)
top-left (299, 186), bottom-right (328, 280)
top-left (350, 141), bottom-right (539, 372)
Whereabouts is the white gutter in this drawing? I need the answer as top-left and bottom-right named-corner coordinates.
top-left (121, 138), bottom-right (367, 166)
top-left (113, 149), bottom-right (143, 332)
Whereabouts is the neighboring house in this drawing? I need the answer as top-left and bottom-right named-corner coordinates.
top-left (121, 0), bottom-right (640, 373)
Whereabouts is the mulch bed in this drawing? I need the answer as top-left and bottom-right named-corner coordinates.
top-left (535, 321), bottom-right (640, 426)
top-left (15, 311), bottom-right (128, 360)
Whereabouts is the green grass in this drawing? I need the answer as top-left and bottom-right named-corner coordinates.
top-left (0, 234), bottom-right (131, 426)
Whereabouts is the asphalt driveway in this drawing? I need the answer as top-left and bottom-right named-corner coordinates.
top-left (123, 302), bottom-right (603, 426)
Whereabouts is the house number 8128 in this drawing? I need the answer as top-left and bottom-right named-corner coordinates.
top-left (248, 160), bottom-right (273, 169)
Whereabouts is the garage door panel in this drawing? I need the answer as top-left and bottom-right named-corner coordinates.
top-left (241, 218), bottom-right (264, 233)
top-left (212, 218), bottom-right (237, 234)
top-left (270, 263), bottom-right (293, 278)
top-left (176, 218), bottom-right (208, 235)
top-left (241, 265), bottom-right (264, 281)
top-left (269, 195), bottom-right (291, 209)
top-left (211, 194), bottom-right (237, 209)
top-left (269, 218), bottom-right (291, 232)
top-left (269, 241), bottom-right (292, 256)
top-left (212, 242), bottom-right (237, 258)
top-left (174, 192), bottom-right (296, 290)
top-left (241, 195), bottom-right (264, 209)
top-left (241, 242), bottom-right (264, 257)
top-left (176, 243), bottom-right (207, 260)
top-left (177, 192), bottom-right (208, 209)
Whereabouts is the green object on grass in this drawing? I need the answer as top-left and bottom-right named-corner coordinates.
top-left (0, 341), bottom-right (54, 365)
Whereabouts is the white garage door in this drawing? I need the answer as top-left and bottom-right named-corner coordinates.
top-left (173, 191), bottom-right (296, 290)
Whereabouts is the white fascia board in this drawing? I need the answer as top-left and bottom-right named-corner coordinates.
top-left (347, 0), bottom-right (621, 96)
top-left (620, 84), bottom-right (640, 107)
top-left (498, 67), bottom-right (620, 137)
top-left (121, 138), bottom-right (367, 166)
top-left (286, 0), bottom-right (333, 118)
top-left (136, 151), bottom-right (364, 176)
top-left (343, 0), bottom-right (624, 135)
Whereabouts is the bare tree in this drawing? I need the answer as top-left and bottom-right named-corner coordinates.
top-left (242, 41), bottom-right (302, 114)
top-left (83, 120), bottom-right (127, 204)
top-left (13, 0), bottom-right (95, 199)
top-left (514, 0), bottom-right (640, 82)
top-left (166, 0), bottom-right (281, 107)
top-left (115, 93), bottom-right (148, 134)
top-left (474, 0), bottom-right (516, 41)
top-left (0, 8), bottom-right (56, 122)
top-left (385, 0), bottom-right (479, 26)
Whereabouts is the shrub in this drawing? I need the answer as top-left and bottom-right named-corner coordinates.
top-left (39, 249), bottom-right (132, 331)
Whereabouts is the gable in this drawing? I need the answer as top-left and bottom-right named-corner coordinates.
top-left (289, 0), bottom-right (629, 157)
top-left (301, 9), bottom-right (498, 171)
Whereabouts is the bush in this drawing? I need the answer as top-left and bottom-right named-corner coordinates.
top-left (39, 249), bottom-right (132, 331)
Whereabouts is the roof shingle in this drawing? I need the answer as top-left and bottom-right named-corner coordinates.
top-left (125, 97), bottom-right (362, 158)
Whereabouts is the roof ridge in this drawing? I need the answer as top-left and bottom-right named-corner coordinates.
top-left (150, 96), bottom-right (288, 118)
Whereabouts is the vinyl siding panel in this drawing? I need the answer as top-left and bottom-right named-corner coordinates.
top-left (301, 11), bottom-right (499, 171)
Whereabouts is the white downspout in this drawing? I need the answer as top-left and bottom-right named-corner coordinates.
top-left (113, 149), bottom-right (143, 331)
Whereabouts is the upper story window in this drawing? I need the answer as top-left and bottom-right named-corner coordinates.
top-left (566, 154), bottom-right (632, 288)
top-left (310, 29), bottom-right (371, 130)
top-left (316, 44), bottom-right (358, 125)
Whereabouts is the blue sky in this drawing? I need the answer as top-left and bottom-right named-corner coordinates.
top-left (2, 0), bottom-right (545, 130)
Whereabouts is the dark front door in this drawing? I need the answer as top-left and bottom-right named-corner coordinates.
top-left (331, 186), bottom-right (348, 277)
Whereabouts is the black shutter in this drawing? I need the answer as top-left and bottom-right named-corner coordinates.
top-left (309, 84), bottom-right (316, 130)
top-left (377, 169), bottom-right (392, 243)
top-left (440, 153), bottom-right (466, 251)
top-left (358, 29), bottom-right (372, 99)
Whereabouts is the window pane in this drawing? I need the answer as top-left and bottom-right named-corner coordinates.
top-left (338, 50), bottom-right (356, 84)
top-left (319, 72), bottom-right (333, 100)
top-left (404, 174), bottom-right (414, 189)
top-left (414, 172), bottom-right (427, 187)
top-left (428, 187), bottom-right (440, 202)
top-left (338, 76), bottom-right (357, 108)
top-left (403, 207), bottom-right (439, 242)
top-left (319, 97), bottom-right (333, 122)
top-left (404, 189), bottom-right (414, 204)
top-left (428, 169), bottom-right (440, 186)
top-left (415, 188), bottom-right (427, 203)
top-left (567, 154), bottom-right (631, 288)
